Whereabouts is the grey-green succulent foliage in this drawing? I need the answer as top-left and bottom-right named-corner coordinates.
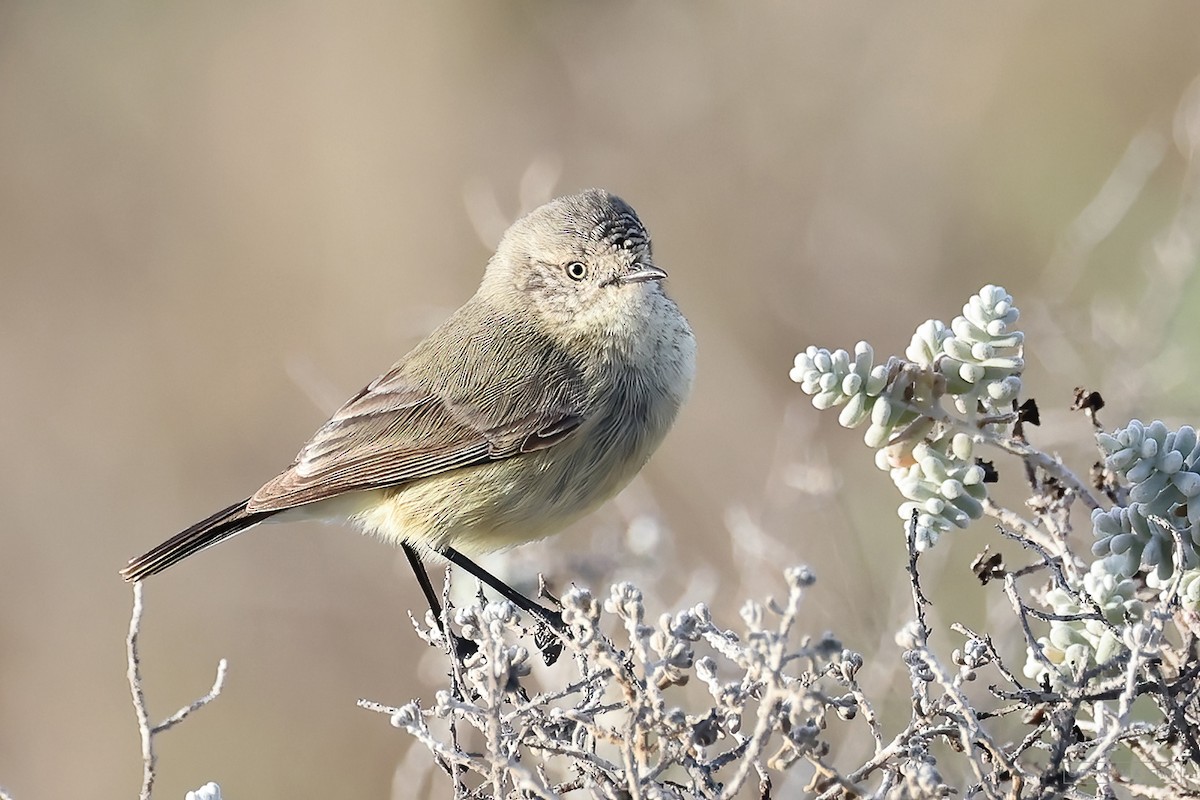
top-left (1022, 560), bottom-right (1146, 688)
top-left (790, 284), bottom-right (1023, 549)
top-left (793, 284), bottom-right (1200, 701)
top-left (1091, 419), bottom-right (1200, 579)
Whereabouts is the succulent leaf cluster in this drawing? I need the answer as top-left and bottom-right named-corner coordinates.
top-left (891, 437), bottom-right (989, 550)
top-left (1091, 420), bottom-right (1200, 578)
top-left (1147, 567), bottom-right (1200, 611)
top-left (790, 285), bottom-right (1023, 548)
top-left (1023, 560), bottom-right (1146, 688)
top-left (919, 285), bottom-right (1024, 415)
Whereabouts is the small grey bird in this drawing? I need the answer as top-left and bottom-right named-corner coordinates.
top-left (121, 189), bottom-right (695, 638)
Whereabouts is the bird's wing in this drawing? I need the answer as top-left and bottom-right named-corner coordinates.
top-left (248, 319), bottom-right (587, 512)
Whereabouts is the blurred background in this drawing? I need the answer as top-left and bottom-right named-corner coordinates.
top-left (3, 3), bottom-right (1200, 797)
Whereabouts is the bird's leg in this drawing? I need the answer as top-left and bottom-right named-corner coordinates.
top-left (438, 546), bottom-right (563, 630)
top-left (402, 544), bottom-right (477, 659)
top-left (439, 546), bottom-right (566, 665)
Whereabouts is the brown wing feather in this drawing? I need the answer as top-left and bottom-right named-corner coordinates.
top-left (248, 302), bottom-right (588, 512)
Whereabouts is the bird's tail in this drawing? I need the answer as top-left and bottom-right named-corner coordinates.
top-left (120, 499), bottom-right (273, 582)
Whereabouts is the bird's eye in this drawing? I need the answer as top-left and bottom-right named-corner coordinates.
top-left (565, 261), bottom-right (588, 281)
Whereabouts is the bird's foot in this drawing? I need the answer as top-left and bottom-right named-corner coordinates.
top-left (450, 632), bottom-right (479, 661)
top-left (534, 624), bottom-right (564, 665)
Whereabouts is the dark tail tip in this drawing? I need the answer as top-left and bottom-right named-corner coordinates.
top-left (121, 498), bottom-right (266, 582)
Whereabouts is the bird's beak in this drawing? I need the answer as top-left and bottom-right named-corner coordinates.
top-left (618, 265), bottom-right (669, 284)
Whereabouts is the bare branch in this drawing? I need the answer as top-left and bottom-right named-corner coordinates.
top-left (126, 583), bottom-right (228, 800)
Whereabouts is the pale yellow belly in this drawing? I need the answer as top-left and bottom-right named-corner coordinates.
top-left (345, 417), bottom-right (660, 555)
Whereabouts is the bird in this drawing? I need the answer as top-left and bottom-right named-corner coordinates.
top-left (121, 188), bottom-right (695, 652)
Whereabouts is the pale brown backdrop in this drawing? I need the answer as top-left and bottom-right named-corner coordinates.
top-left (3, 3), bottom-right (1200, 798)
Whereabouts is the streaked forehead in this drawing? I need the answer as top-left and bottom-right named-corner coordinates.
top-left (589, 203), bottom-right (649, 253)
top-left (538, 190), bottom-right (650, 253)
